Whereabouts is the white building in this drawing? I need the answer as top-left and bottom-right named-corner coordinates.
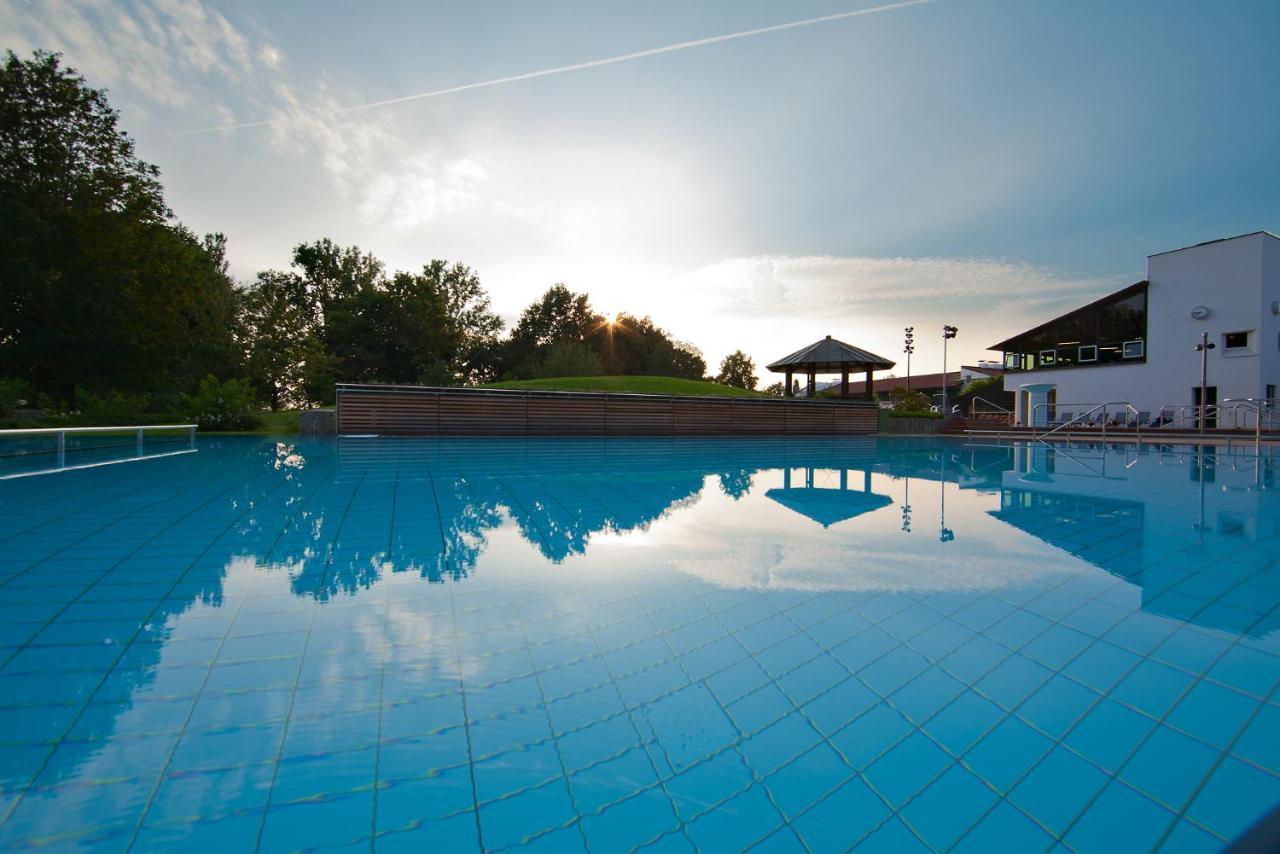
top-left (991, 231), bottom-right (1280, 427)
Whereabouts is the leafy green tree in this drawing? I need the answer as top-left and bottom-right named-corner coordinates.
top-left (593, 314), bottom-right (706, 379)
top-left (0, 50), bottom-right (236, 402)
top-left (717, 351), bottom-right (758, 390)
top-left (535, 341), bottom-right (604, 378)
top-left (505, 285), bottom-right (601, 378)
top-left (419, 260), bottom-right (503, 383)
top-left (236, 271), bottom-right (309, 410)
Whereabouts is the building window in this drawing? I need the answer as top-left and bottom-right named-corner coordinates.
top-left (1078, 344), bottom-right (1097, 363)
top-left (1224, 331), bottom-right (1250, 349)
top-left (1039, 349), bottom-right (1056, 366)
top-left (1123, 340), bottom-right (1144, 359)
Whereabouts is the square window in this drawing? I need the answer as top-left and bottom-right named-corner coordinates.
top-left (1123, 340), bottom-right (1144, 359)
top-left (1078, 345), bottom-right (1097, 363)
top-left (1039, 349), bottom-right (1056, 367)
top-left (1224, 331), bottom-right (1250, 349)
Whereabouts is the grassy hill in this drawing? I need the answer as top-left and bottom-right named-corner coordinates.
top-left (481, 375), bottom-right (769, 398)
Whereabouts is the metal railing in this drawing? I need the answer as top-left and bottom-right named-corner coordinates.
top-left (1030, 401), bottom-right (1140, 444)
top-left (0, 424), bottom-right (196, 478)
top-left (969, 397), bottom-right (1013, 421)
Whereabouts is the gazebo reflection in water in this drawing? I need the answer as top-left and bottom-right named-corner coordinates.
top-left (765, 466), bottom-right (893, 528)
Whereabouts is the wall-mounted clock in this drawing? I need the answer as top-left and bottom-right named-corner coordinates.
top-left (1190, 306), bottom-right (1210, 320)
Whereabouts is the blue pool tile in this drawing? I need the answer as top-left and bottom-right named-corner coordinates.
top-left (1063, 698), bottom-right (1156, 773)
top-left (763, 741), bottom-right (851, 819)
top-left (1062, 641), bottom-right (1140, 693)
top-left (567, 746), bottom-right (660, 815)
top-left (859, 646), bottom-right (931, 697)
top-left (685, 784), bottom-right (783, 851)
top-left (1021, 622), bottom-right (1093, 669)
top-left (1064, 780), bottom-right (1174, 851)
top-left (830, 627), bottom-right (898, 672)
top-left (664, 749), bottom-right (753, 821)
top-left (1160, 819), bottom-right (1224, 853)
top-left (1185, 756), bottom-right (1280, 841)
top-left (975, 653), bottom-right (1053, 710)
top-left (1120, 725), bottom-right (1220, 810)
top-left (922, 690), bottom-right (1003, 755)
top-left (951, 800), bottom-right (1053, 852)
top-left (477, 778), bottom-right (576, 850)
top-left (1017, 674), bottom-right (1099, 739)
top-left (136, 811), bottom-right (266, 850)
top-left (1110, 658), bottom-right (1195, 718)
top-left (1166, 680), bottom-right (1258, 749)
top-left (557, 715), bottom-right (641, 773)
top-left (1152, 627), bottom-right (1232, 675)
top-left (580, 786), bottom-right (677, 850)
top-left (856, 815), bottom-right (929, 852)
top-left (899, 764), bottom-right (997, 849)
top-left (726, 683), bottom-right (793, 736)
top-left (888, 666), bottom-right (965, 724)
top-left (376, 812), bottom-right (481, 853)
top-left (1208, 644), bottom-right (1280, 699)
top-left (864, 731), bottom-right (952, 807)
top-left (1232, 703), bottom-right (1280, 773)
top-left (830, 702), bottom-right (912, 767)
top-left (801, 675), bottom-right (877, 735)
top-left (375, 766), bottom-right (476, 832)
top-left (644, 685), bottom-right (737, 773)
top-left (1009, 745), bottom-right (1108, 835)
top-left (473, 742), bottom-right (563, 803)
top-left (791, 775), bottom-right (889, 850)
top-left (738, 712), bottom-right (821, 777)
top-left (258, 790), bottom-right (374, 851)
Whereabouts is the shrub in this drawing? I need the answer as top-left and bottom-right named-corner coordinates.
top-left (889, 386), bottom-right (931, 412)
top-left (534, 341), bottom-right (603, 378)
top-left (184, 376), bottom-right (259, 431)
top-left (0, 377), bottom-right (31, 410)
top-left (74, 387), bottom-right (156, 425)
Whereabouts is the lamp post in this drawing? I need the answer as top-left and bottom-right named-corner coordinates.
top-left (942, 325), bottom-right (958, 418)
top-left (903, 327), bottom-right (914, 391)
top-left (1194, 332), bottom-right (1215, 436)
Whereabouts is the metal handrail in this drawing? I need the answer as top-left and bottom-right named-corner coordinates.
top-left (0, 424), bottom-right (196, 471)
top-left (969, 397), bottom-right (1013, 419)
top-left (1030, 401), bottom-right (1138, 443)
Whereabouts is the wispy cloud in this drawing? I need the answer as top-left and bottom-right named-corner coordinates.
top-left (181, 0), bottom-right (935, 134)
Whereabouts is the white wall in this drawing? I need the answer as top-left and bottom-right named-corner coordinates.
top-left (1003, 232), bottom-right (1280, 425)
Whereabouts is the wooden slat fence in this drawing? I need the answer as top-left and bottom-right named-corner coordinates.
top-left (336, 384), bottom-right (878, 437)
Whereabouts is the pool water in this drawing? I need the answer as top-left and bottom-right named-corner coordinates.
top-left (0, 436), bottom-right (1277, 851)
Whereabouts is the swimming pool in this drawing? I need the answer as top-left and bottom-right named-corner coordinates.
top-left (0, 436), bottom-right (1277, 851)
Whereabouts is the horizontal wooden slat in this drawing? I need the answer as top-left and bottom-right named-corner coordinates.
top-left (337, 385), bottom-right (877, 437)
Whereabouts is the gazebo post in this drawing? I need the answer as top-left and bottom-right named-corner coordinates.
top-left (865, 368), bottom-right (874, 401)
top-left (807, 370), bottom-right (816, 397)
top-left (784, 370), bottom-right (793, 397)
top-left (840, 369), bottom-right (849, 399)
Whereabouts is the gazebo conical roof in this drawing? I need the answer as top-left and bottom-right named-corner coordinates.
top-left (767, 335), bottom-right (895, 372)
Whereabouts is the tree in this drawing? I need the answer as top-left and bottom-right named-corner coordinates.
top-left (592, 314), bottom-right (706, 379)
top-left (504, 285), bottom-right (601, 378)
top-left (0, 50), bottom-right (236, 402)
top-left (534, 341), bottom-right (603, 378)
top-left (418, 260), bottom-right (503, 383)
top-left (717, 351), bottom-right (758, 390)
top-left (236, 271), bottom-right (309, 410)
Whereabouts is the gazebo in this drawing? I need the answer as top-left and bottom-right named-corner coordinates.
top-left (766, 335), bottom-right (896, 399)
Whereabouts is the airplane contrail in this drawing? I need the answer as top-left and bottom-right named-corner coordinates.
top-left (185, 0), bottom-right (933, 134)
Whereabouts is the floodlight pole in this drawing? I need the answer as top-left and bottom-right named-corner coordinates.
top-left (903, 327), bottom-right (915, 392)
top-left (942, 325), bottom-right (958, 419)
top-left (1195, 332), bottom-right (1215, 436)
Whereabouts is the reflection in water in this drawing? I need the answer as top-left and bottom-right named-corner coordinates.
top-left (2, 434), bottom-right (1279, 845)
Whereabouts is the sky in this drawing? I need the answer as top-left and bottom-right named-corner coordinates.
top-left (3, 0), bottom-right (1278, 377)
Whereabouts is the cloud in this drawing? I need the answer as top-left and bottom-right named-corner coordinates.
top-left (0, 0), bottom-right (265, 109)
top-left (183, 0), bottom-right (936, 133)
top-left (676, 254), bottom-right (1111, 316)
